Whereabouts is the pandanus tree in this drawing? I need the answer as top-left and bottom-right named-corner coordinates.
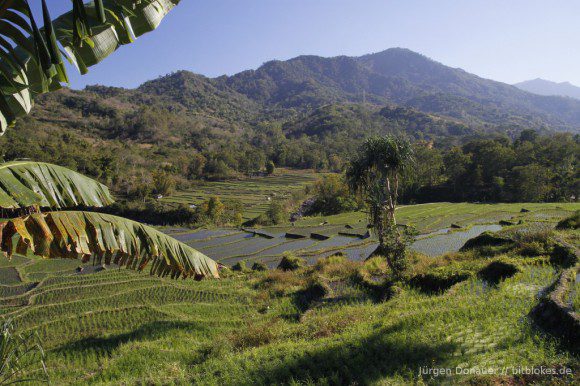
top-left (346, 135), bottom-right (414, 276)
top-left (0, 0), bottom-right (181, 134)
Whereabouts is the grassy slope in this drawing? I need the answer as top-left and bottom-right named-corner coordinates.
top-left (0, 204), bottom-right (578, 384)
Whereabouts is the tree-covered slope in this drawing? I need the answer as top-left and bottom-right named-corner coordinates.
top-left (211, 48), bottom-right (580, 131)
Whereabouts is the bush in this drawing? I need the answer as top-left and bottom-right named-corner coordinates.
top-left (305, 175), bottom-right (359, 216)
top-left (478, 259), bottom-right (520, 285)
top-left (266, 161), bottom-right (275, 175)
top-left (266, 200), bottom-right (287, 225)
top-left (277, 252), bottom-right (306, 271)
top-left (195, 196), bottom-right (244, 226)
top-left (251, 262), bottom-right (268, 271)
top-left (516, 241), bottom-right (550, 257)
top-left (232, 260), bottom-right (249, 272)
top-left (410, 265), bottom-right (473, 294)
top-left (314, 254), bottom-right (358, 280)
top-left (299, 277), bottom-right (331, 303)
top-left (556, 211), bottom-right (580, 230)
top-left (551, 243), bottom-right (578, 268)
top-left (460, 231), bottom-right (512, 251)
top-left (218, 265), bottom-right (234, 278)
top-left (251, 200), bottom-right (288, 226)
top-left (256, 270), bottom-right (306, 297)
top-left (96, 201), bottom-right (197, 226)
top-left (351, 256), bottom-right (390, 293)
top-left (227, 319), bottom-right (283, 350)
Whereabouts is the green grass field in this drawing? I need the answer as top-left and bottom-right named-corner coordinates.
top-left (161, 169), bottom-right (321, 220)
top-left (0, 203), bottom-right (577, 384)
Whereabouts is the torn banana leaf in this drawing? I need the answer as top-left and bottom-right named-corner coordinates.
top-left (0, 211), bottom-right (220, 280)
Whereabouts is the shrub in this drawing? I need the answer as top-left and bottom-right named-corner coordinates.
top-left (256, 270), bottom-right (306, 297)
top-left (232, 260), bottom-right (249, 272)
top-left (314, 254), bottom-right (358, 280)
top-left (300, 277), bottom-right (331, 303)
top-left (460, 231), bottom-right (512, 251)
top-left (352, 256), bottom-right (391, 293)
top-left (152, 170), bottom-right (176, 196)
top-left (550, 243), bottom-right (578, 268)
top-left (266, 161), bottom-right (276, 175)
top-left (251, 200), bottom-right (288, 226)
top-left (228, 319), bottom-right (284, 349)
top-left (305, 175), bottom-right (359, 216)
top-left (410, 265), bottom-right (473, 294)
top-left (556, 211), bottom-right (580, 230)
top-left (266, 200), bottom-right (287, 225)
top-left (478, 259), bottom-right (520, 285)
top-left (516, 241), bottom-right (550, 257)
top-left (277, 252), bottom-right (306, 271)
top-left (251, 262), bottom-right (268, 271)
top-left (97, 201), bottom-right (197, 226)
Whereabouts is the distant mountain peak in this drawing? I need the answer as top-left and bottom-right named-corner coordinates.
top-left (514, 78), bottom-right (580, 100)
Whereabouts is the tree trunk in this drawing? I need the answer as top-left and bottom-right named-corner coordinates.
top-left (385, 175), bottom-right (397, 225)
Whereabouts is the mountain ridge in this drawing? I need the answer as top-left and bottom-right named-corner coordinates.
top-left (514, 78), bottom-right (580, 100)
top-left (127, 48), bottom-right (580, 132)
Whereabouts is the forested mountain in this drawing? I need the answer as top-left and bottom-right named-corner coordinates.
top-left (30, 47), bottom-right (580, 137)
top-left (514, 78), bottom-right (580, 100)
top-left (219, 48), bottom-right (580, 131)
top-left (1, 48), bottom-right (578, 203)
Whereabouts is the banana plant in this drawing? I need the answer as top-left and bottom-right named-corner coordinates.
top-left (0, 0), bottom-right (180, 135)
top-left (0, 161), bottom-right (220, 280)
top-left (0, 161), bottom-right (114, 210)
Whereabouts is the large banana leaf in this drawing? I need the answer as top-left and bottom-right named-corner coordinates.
top-left (0, 211), bottom-right (219, 279)
top-left (0, 161), bottom-right (114, 210)
top-left (0, 0), bottom-right (181, 135)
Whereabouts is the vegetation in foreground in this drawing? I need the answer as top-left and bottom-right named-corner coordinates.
top-left (0, 215), bottom-right (578, 385)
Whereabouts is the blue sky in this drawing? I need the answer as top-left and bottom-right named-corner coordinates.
top-left (41, 0), bottom-right (580, 89)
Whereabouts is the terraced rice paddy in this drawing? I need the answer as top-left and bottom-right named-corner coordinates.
top-left (0, 254), bottom-right (572, 384)
top-left (160, 169), bottom-right (321, 220)
top-left (0, 257), bottom-right (254, 383)
top-left (173, 202), bottom-right (580, 267)
top-left (0, 202), bottom-right (577, 384)
top-left (411, 224), bottom-right (502, 257)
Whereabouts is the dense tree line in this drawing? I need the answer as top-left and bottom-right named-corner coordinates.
top-left (305, 130), bottom-right (578, 217)
top-left (402, 130), bottom-right (579, 203)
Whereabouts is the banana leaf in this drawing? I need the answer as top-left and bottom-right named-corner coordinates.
top-left (0, 161), bottom-right (114, 210)
top-left (0, 0), bottom-right (181, 135)
top-left (0, 211), bottom-right (219, 280)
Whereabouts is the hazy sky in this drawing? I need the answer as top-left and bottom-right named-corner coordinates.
top-left (43, 0), bottom-right (580, 89)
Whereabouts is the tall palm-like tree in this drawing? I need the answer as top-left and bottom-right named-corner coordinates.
top-left (0, 0), bottom-right (180, 135)
top-left (346, 135), bottom-right (414, 274)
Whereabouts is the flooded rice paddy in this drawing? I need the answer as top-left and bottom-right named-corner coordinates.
top-left (169, 223), bottom-right (504, 267)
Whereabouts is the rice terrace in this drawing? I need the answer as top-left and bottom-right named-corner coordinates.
top-left (0, 1), bottom-right (579, 385)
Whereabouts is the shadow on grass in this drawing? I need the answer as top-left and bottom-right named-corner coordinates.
top-left (194, 321), bottom-right (460, 384)
top-left (51, 320), bottom-right (211, 357)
